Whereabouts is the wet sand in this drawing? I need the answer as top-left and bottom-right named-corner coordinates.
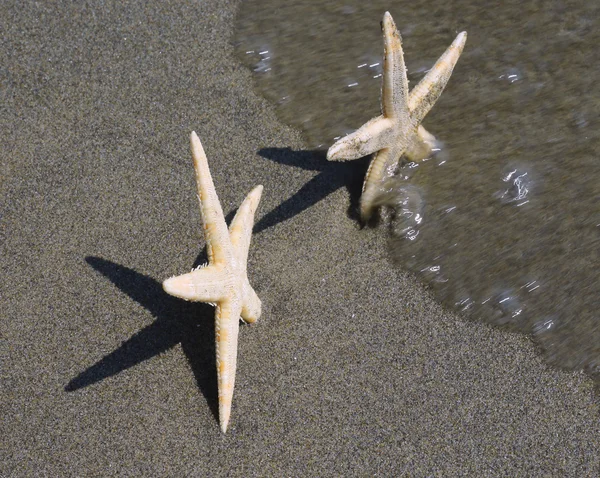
top-left (1, 1), bottom-right (598, 476)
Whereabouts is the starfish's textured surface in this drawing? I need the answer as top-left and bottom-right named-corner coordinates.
top-left (163, 132), bottom-right (263, 433)
top-left (327, 12), bottom-right (467, 220)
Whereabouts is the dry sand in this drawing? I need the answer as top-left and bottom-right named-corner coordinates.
top-left (2, 0), bottom-right (598, 475)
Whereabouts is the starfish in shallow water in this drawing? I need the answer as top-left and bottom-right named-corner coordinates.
top-left (163, 131), bottom-right (263, 433)
top-left (327, 11), bottom-right (467, 220)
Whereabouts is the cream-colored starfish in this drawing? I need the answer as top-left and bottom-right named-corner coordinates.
top-left (327, 12), bottom-right (467, 220)
top-left (163, 131), bottom-right (263, 433)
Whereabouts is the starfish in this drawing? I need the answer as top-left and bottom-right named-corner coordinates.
top-left (327, 11), bottom-right (467, 220)
top-left (163, 131), bottom-right (263, 433)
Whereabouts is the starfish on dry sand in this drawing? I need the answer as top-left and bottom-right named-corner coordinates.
top-left (327, 11), bottom-right (467, 220)
top-left (163, 131), bottom-right (263, 433)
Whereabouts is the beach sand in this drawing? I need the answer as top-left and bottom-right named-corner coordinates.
top-left (2, 0), bottom-right (598, 475)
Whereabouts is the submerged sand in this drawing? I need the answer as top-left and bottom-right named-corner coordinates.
top-left (1, 0), bottom-right (598, 475)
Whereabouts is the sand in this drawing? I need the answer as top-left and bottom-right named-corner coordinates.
top-left (1, 0), bottom-right (598, 476)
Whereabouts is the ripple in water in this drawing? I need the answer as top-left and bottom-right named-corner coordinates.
top-left (235, 0), bottom-right (600, 380)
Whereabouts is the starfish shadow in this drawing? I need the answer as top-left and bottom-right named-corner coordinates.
top-left (254, 148), bottom-right (371, 232)
top-left (66, 256), bottom-right (220, 422)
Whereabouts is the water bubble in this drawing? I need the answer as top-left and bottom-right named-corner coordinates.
top-left (430, 139), bottom-right (449, 166)
top-left (374, 181), bottom-right (425, 241)
top-left (455, 296), bottom-right (475, 311)
top-left (252, 46), bottom-right (274, 73)
top-left (498, 67), bottom-right (523, 83)
top-left (368, 62), bottom-right (383, 75)
top-left (494, 165), bottom-right (533, 206)
top-left (571, 111), bottom-right (589, 129)
top-left (419, 264), bottom-right (448, 285)
top-left (533, 318), bottom-right (556, 335)
top-left (480, 288), bottom-right (526, 326)
top-left (521, 280), bottom-right (541, 293)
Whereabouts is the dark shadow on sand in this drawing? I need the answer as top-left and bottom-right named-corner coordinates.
top-left (66, 256), bottom-right (221, 422)
top-left (254, 148), bottom-right (370, 232)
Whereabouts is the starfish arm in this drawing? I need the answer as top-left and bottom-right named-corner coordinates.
top-left (240, 278), bottom-right (261, 324)
top-left (405, 125), bottom-right (438, 161)
top-left (381, 12), bottom-right (410, 124)
top-left (327, 116), bottom-right (395, 161)
top-left (360, 142), bottom-right (405, 220)
top-left (162, 265), bottom-right (230, 302)
top-left (190, 131), bottom-right (233, 264)
top-left (408, 31), bottom-right (467, 125)
top-left (215, 297), bottom-right (243, 433)
top-left (229, 185), bottom-right (263, 266)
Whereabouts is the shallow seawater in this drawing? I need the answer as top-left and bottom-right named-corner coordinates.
top-left (234, 1), bottom-right (600, 377)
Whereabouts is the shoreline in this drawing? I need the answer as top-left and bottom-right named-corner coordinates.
top-left (1, 0), bottom-right (598, 475)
